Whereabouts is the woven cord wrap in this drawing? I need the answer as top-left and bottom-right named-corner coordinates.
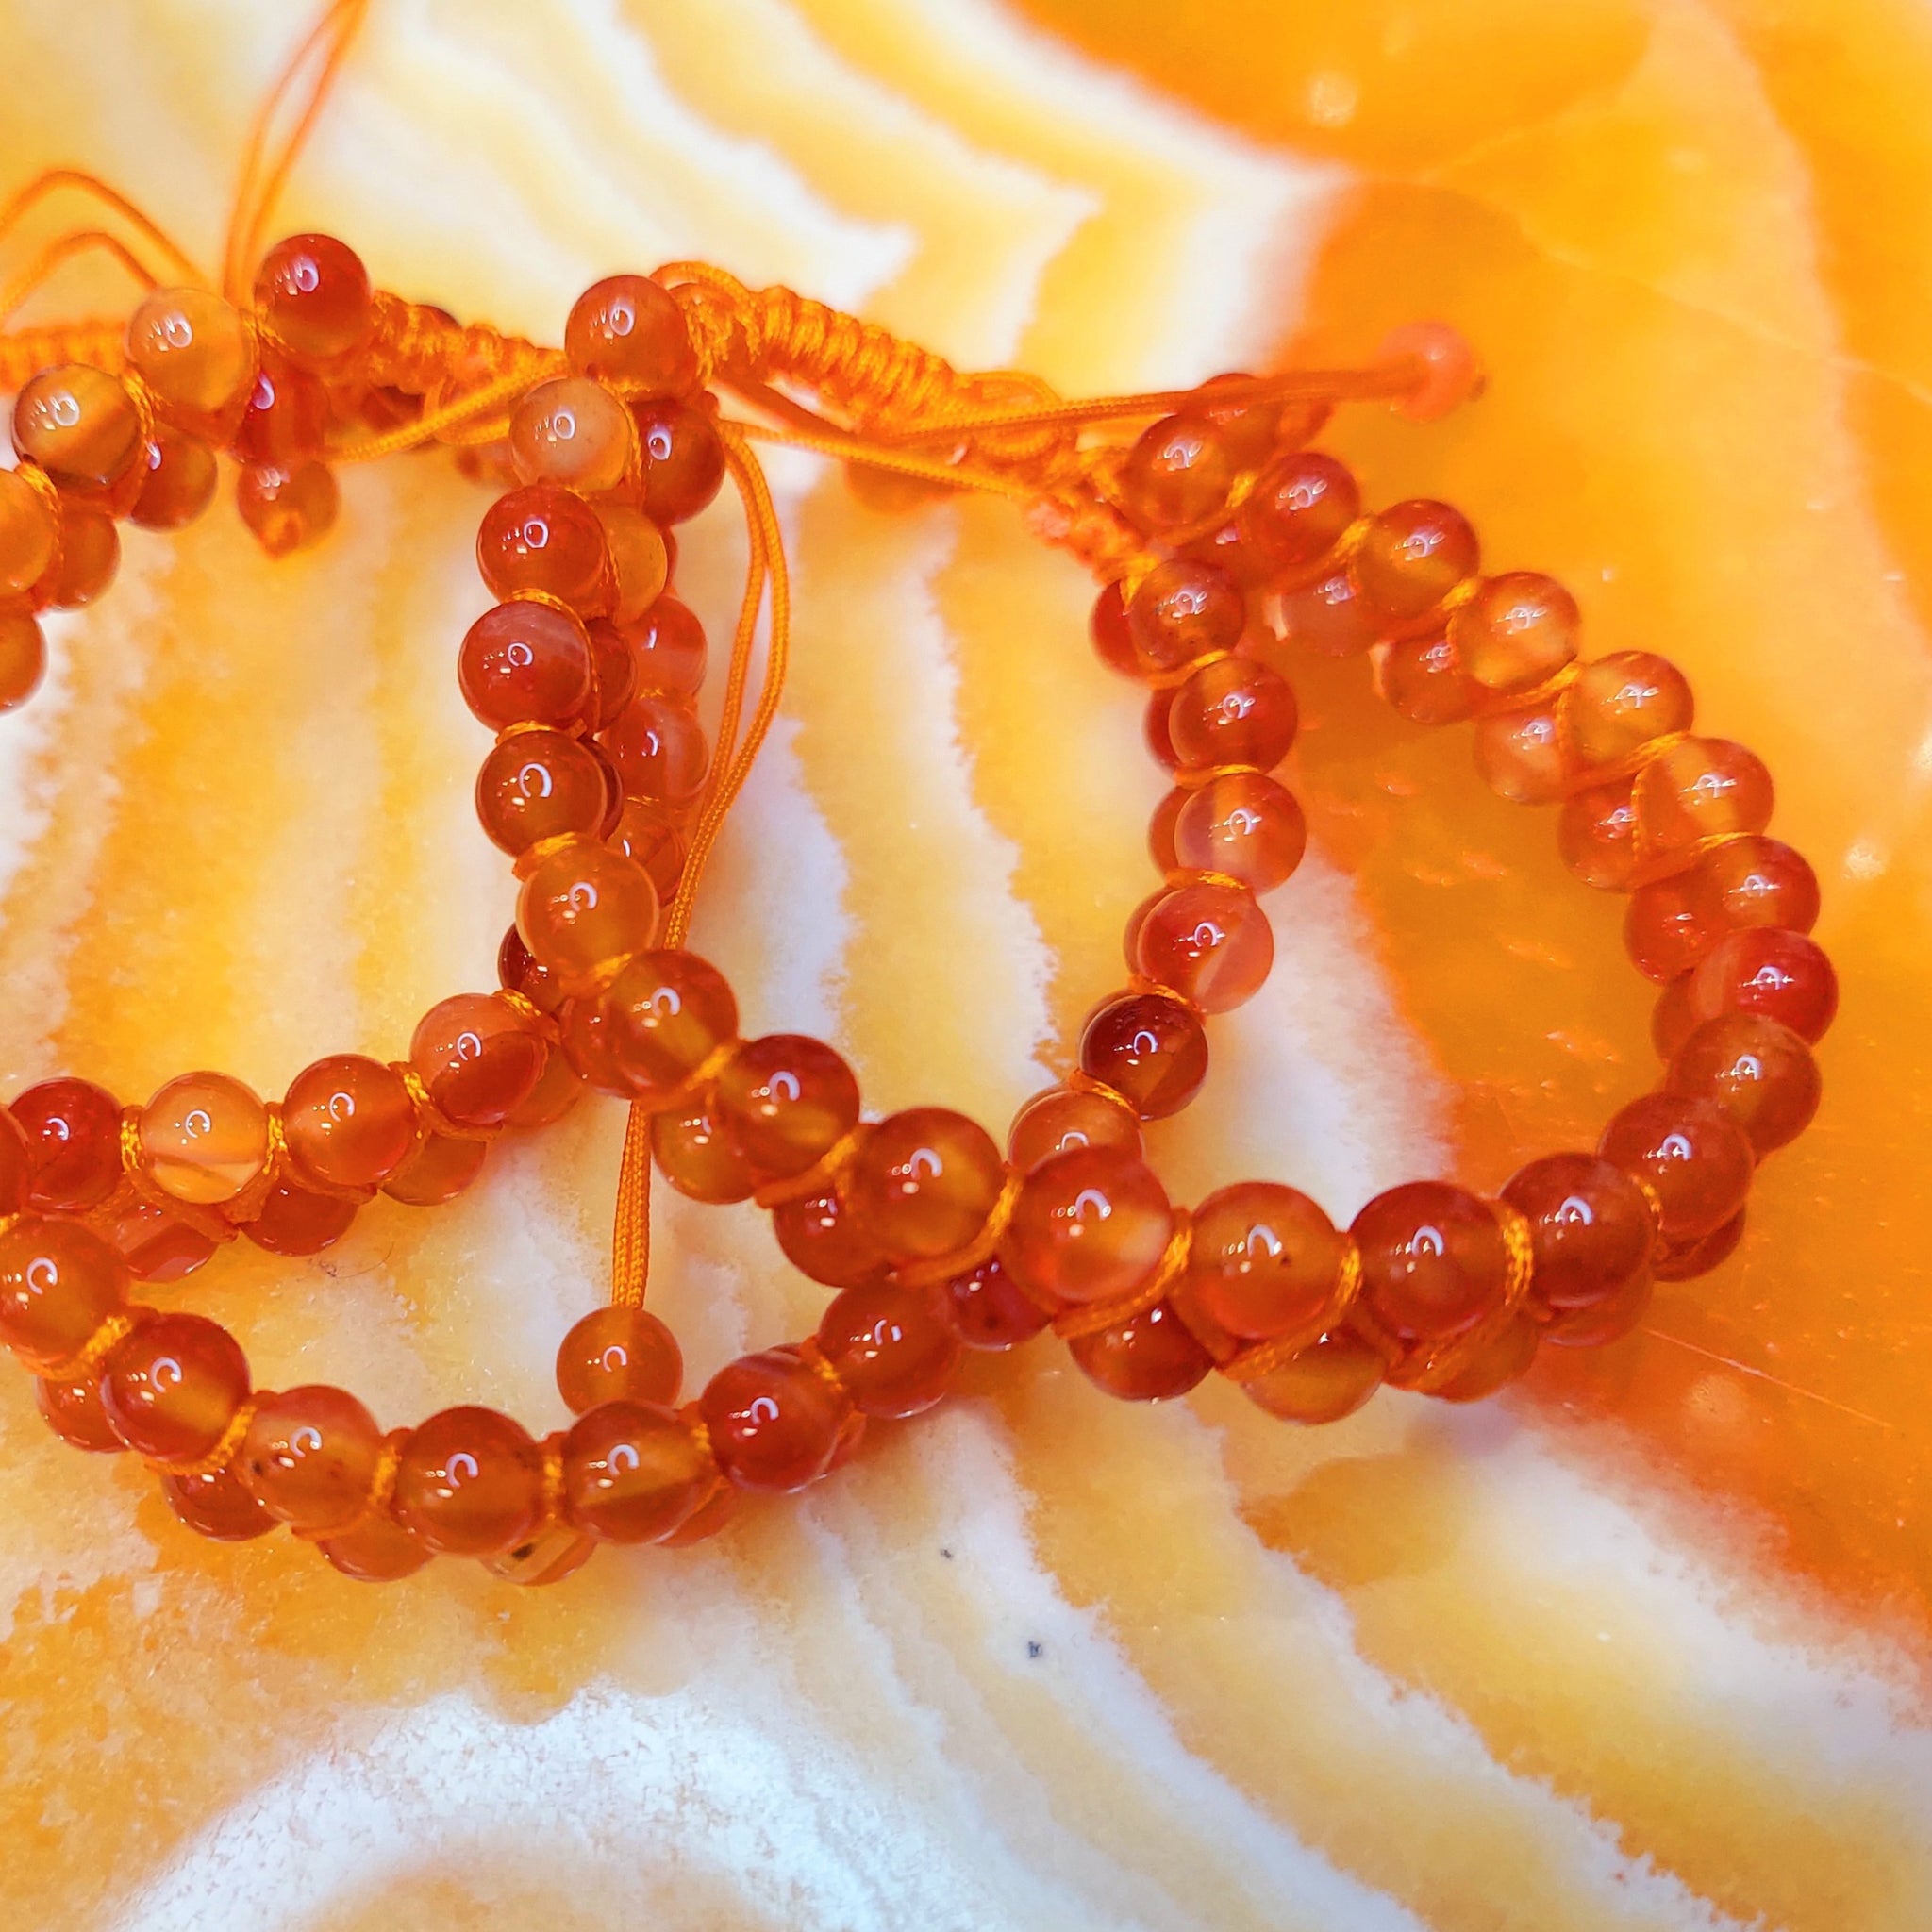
top-left (1220, 1240), bottom-right (1366, 1383)
top-left (43, 1311), bottom-right (136, 1382)
top-left (147, 1397), bottom-right (257, 1480)
top-left (391, 1062), bottom-right (504, 1145)
top-left (752, 1124), bottom-right (868, 1211)
top-left (891, 1173), bottom-right (1022, 1293)
top-left (0, 319), bottom-right (126, 387)
top-left (1379, 1199), bottom-right (1539, 1394)
top-left (1052, 1208), bottom-right (1194, 1342)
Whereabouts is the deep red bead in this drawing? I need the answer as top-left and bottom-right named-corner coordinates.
top-left (700, 1349), bottom-right (847, 1492)
top-left (1067, 1300), bottom-right (1212, 1401)
top-left (12, 1077), bottom-right (122, 1212)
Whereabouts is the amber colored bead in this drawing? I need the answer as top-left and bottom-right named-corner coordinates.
top-left (634, 398), bottom-right (726, 523)
top-left (1007, 1086), bottom-right (1141, 1172)
top-left (1654, 1208), bottom-right (1746, 1282)
top-left (1241, 1328), bottom-right (1385, 1423)
top-left (1191, 371), bottom-right (1289, 468)
top-left (1383, 630), bottom-right (1480, 724)
top-left (599, 949), bottom-right (737, 1103)
top-left (318, 1510), bottom-right (432, 1581)
top-left (458, 600), bottom-right (591, 728)
top-left (410, 992), bottom-right (545, 1131)
top-left (1634, 737), bottom-right (1774, 863)
top-left (236, 459), bottom-right (338, 557)
top-left (701, 1348), bottom-right (846, 1491)
top-left (1378, 319), bottom-right (1482, 421)
top-left (712, 1035), bottom-right (858, 1182)
top-left (1135, 880), bottom-right (1274, 1014)
top-left (498, 923), bottom-right (567, 1017)
top-left (1352, 500), bottom-right (1478, 625)
top-left (240, 1384), bottom-right (382, 1532)
top-left (0, 466), bottom-right (58, 595)
top-left (1558, 779), bottom-right (1641, 891)
top-left (560, 1399), bottom-right (710, 1541)
top-left (95, 1191), bottom-right (219, 1283)
top-left (125, 287), bottom-right (255, 428)
top-left (1001, 1145), bottom-right (1173, 1308)
top-left (1599, 1092), bottom-right (1753, 1242)
top-left (1068, 1299), bottom-right (1212, 1401)
top-left (1649, 974), bottom-right (1699, 1062)
top-left (601, 692), bottom-right (708, 805)
top-left (478, 484), bottom-right (609, 613)
top-left (254, 234), bottom-right (373, 368)
top-left (1431, 1313), bottom-right (1541, 1403)
top-left (582, 622), bottom-right (639, 733)
top-left (35, 505), bottom-right (118, 609)
top-left (1500, 1152), bottom-right (1655, 1318)
top-left (1543, 1265), bottom-right (1654, 1344)
top-left (626, 592), bottom-right (708, 695)
top-left (283, 1054), bottom-right (415, 1191)
top-left (1449, 572), bottom-right (1579, 695)
top-left (485, 1520), bottom-right (596, 1587)
top-left (1624, 870), bottom-right (1709, 983)
top-left (0, 1218), bottom-right (125, 1369)
top-left (656, 1474), bottom-right (737, 1547)
top-left (1279, 565), bottom-right (1375, 658)
top-left (13, 366), bottom-right (143, 493)
top-left (244, 1181), bottom-right (356, 1256)
top-left (508, 376), bottom-right (632, 494)
top-left (391, 1407), bottom-right (544, 1557)
top-left (1473, 700), bottom-right (1571, 807)
top-left (1188, 1182), bottom-right (1347, 1341)
top-left (37, 1367), bottom-right (123, 1452)
top-left (1353, 1182), bottom-right (1511, 1344)
top-left (1090, 580), bottom-right (1138, 678)
top-left (946, 1255), bottom-right (1051, 1349)
top-left (1167, 657), bottom-right (1297, 772)
top-left (1173, 773), bottom-right (1307, 894)
top-left (382, 1131), bottom-right (486, 1207)
top-left (233, 354), bottom-right (327, 465)
top-left (1693, 836), bottom-right (1820, 939)
top-left (653, 1095), bottom-right (758, 1203)
top-left (554, 1305), bottom-right (681, 1416)
top-left (101, 1311), bottom-right (249, 1462)
top-left (817, 1282), bottom-right (962, 1418)
top-left (130, 432), bottom-right (218, 531)
top-left (1562, 652), bottom-right (1694, 770)
top-left (507, 1042), bottom-right (584, 1131)
top-left (475, 728), bottom-right (609, 856)
top-left (1118, 413), bottom-right (1233, 530)
top-left (516, 837), bottom-right (659, 991)
top-left (162, 1464), bottom-right (275, 1541)
top-left (770, 1184), bottom-right (888, 1289)
top-left (845, 1108), bottom-right (1005, 1264)
top-left (136, 1072), bottom-right (269, 1207)
top-left (0, 1108), bottom-right (25, 1219)
top-left (12, 1076), bottom-right (120, 1211)
top-left (564, 275), bottom-right (698, 397)
top-left (595, 501), bottom-right (670, 625)
top-left (1143, 690), bottom-right (1179, 771)
top-left (611, 800), bottom-right (686, 899)
top-left (1079, 991), bottom-right (1208, 1120)
top-left (1126, 558), bottom-right (1243, 675)
top-left (1237, 452), bottom-right (1358, 581)
top-left (1687, 926), bottom-right (1838, 1043)
top-left (1146, 792), bottom-right (1184, 878)
top-left (0, 608), bottom-right (43, 712)
top-left (1667, 1012), bottom-right (1821, 1155)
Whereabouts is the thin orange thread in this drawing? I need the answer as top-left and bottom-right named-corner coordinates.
top-left (149, 1398), bottom-right (258, 1479)
top-left (1221, 1241), bottom-right (1365, 1384)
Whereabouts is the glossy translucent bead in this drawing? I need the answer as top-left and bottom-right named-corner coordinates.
top-left (1381, 320), bottom-right (1483, 421)
top-left (240, 1384), bottom-right (381, 1532)
top-left (1500, 1153), bottom-right (1655, 1318)
top-left (162, 1464), bottom-right (275, 1541)
top-left (1562, 652), bottom-right (1693, 770)
top-left (12, 1076), bottom-right (120, 1211)
top-left (817, 1282), bottom-right (962, 1417)
top-left (0, 608), bottom-right (43, 712)
top-left (391, 1407), bottom-right (545, 1557)
top-left (478, 484), bottom-right (610, 613)
top-left (1693, 836), bottom-right (1820, 940)
top-left (382, 1132), bottom-right (486, 1207)
top-left (31, 502), bottom-right (115, 609)
top-left (125, 287), bottom-right (255, 428)
top-left (95, 1193), bottom-right (217, 1284)
top-left (1079, 991), bottom-right (1208, 1120)
top-left (1236, 452), bottom-right (1358, 581)
top-left (599, 949), bottom-right (737, 1105)
top-left (1187, 1182), bottom-right (1347, 1341)
top-left (1003, 1146), bottom-right (1174, 1307)
top-left (0, 1108), bottom-right (25, 1220)
top-left (317, 1510), bottom-right (432, 1582)
top-left (611, 800), bottom-right (686, 899)
top-left (657, 1474), bottom-right (737, 1548)
top-left (37, 1367), bottom-right (123, 1452)
top-left (1667, 1012), bottom-right (1821, 1155)
top-left (1686, 926), bottom-right (1837, 1042)
top-left (1167, 657), bottom-right (1297, 771)
top-left (484, 1523), bottom-right (596, 1588)
top-left (1090, 580), bottom-right (1138, 678)
top-left (701, 1348), bottom-right (847, 1491)
top-left (1634, 738), bottom-right (1774, 864)
top-left (564, 275), bottom-right (698, 397)
top-left (1353, 1182), bottom-right (1510, 1344)
top-left (1135, 880), bottom-right (1274, 1013)
top-left (1558, 780), bottom-right (1641, 891)
top-left (475, 728), bottom-right (609, 855)
top-left (634, 398), bottom-right (726, 523)
top-left (1430, 1313), bottom-right (1541, 1402)
top-left (409, 992), bottom-right (545, 1130)
top-left (1543, 1265), bottom-right (1654, 1344)
top-left (1383, 631), bottom-right (1479, 724)
top-left (601, 693), bottom-right (708, 805)
top-left (774, 1183), bottom-right (891, 1289)
top-left (101, 1311), bottom-right (249, 1462)
top-left (516, 837), bottom-right (659, 991)
top-left (1280, 565), bottom-right (1378, 657)
top-left (653, 1096), bottom-right (758, 1203)
top-left (1474, 699), bottom-right (1571, 806)
top-left (506, 1041), bottom-right (584, 1130)
top-left (1007, 1086), bottom-right (1141, 1172)
top-left (1126, 558), bottom-right (1243, 675)
top-left (1146, 791), bottom-right (1184, 877)
top-left (1117, 412), bottom-right (1233, 530)
top-left (1599, 1092), bottom-right (1753, 1242)
top-left (1240, 1328), bottom-right (1386, 1423)
top-left (254, 233), bottom-right (373, 368)
top-left (458, 600), bottom-right (593, 728)
top-left (562, 1400), bottom-right (712, 1541)
top-left (0, 466), bottom-right (58, 595)
top-left (1449, 572), bottom-right (1578, 695)
top-left (1352, 500), bottom-right (1477, 625)
top-left (509, 376), bottom-right (632, 493)
top-left (595, 501), bottom-right (670, 625)
top-left (626, 592), bottom-right (708, 695)
top-left (555, 1304), bottom-right (682, 1414)
top-left (136, 1072), bottom-right (268, 1206)
top-left (232, 354), bottom-right (327, 465)
top-left (845, 1108), bottom-right (1006, 1264)
top-left (12, 365), bottom-right (143, 493)
top-left (0, 1218), bottom-right (125, 1369)
top-left (1653, 1209), bottom-right (1746, 1282)
top-left (129, 431), bottom-right (218, 531)
top-left (498, 924), bottom-right (566, 1017)
top-left (1651, 974), bottom-right (1700, 1061)
top-left (1068, 1299), bottom-right (1212, 1401)
top-left (1173, 772), bottom-right (1307, 893)
top-left (715, 1034), bottom-right (859, 1181)
top-left (1144, 690), bottom-right (1179, 771)
top-left (244, 1181), bottom-right (356, 1256)
top-left (1192, 371), bottom-right (1291, 467)
top-left (583, 623), bottom-right (639, 732)
top-left (282, 1055), bottom-right (415, 1191)
top-left (236, 458), bottom-right (339, 557)
top-left (947, 1255), bottom-right (1051, 1349)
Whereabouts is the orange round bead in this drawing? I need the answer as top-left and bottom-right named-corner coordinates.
top-left (700, 1348), bottom-right (846, 1491)
top-left (1430, 1313), bottom-right (1541, 1402)
top-left (1068, 1299), bottom-right (1212, 1401)
top-left (161, 1464), bottom-right (275, 1541)
top-left (382, 1131), bottom-right (486, 1206)
top-left (1654, 1209), bottom-right (1747, 1283)
top-left (254, 234), bottom-right (373, 368)
top-left (1079, 991), bottom-right (1208, 1120)
top-left (477, 484), bottom-right (610, 613)
top-left (1544, 1265), bottom-right (1655, 1344)
top-left (317, 1509), bottom-right (432, 1581)
top-left (1667, 1012), bottom-right (1821, 1156)
top-left (564, 275), bottom-right (698, 397)
top-left (1090, 580), bottom-right (1138, 678)
top-left (1187, 1182), bottom-right (1347, 1341)
top-left (1173, 773), bottom-right (1307, 892)
top-left (1126, 558), bottom-right (1244, 674)
top-left (1500, 1153), bottom-right (1655, 1319)
top-left (392, 1406), bottom-right (546, 1557)
top-left (459, 600), bottom-right (593, 729)
top-left (35, 505), bottom-right (118, 609)
top-left (634, 398), bottom-right (726, 523)
top-left (1634, 736), bottom-right (1774, 858)
top-left (409, 992), bottom-right (546, 1130)
top-left (1382, 630), bottom-right (1480, 724)
top-left (101, 1311), bottom-right (249, 1462)
top-left (599, 949), bottom-right (738, 1104)
top-left (0, 1217), bottom-right (126, 1370)
top-left (555, 1304), bottom-right (683, 1414)
top-left (244, 1180), bottom-right (356, 1256)
top-left (37, 1367), bottom-right (123, 1452)
top-left (1474, 700), bottom-right (1572, 806)
top-left (1599, 1092), bottom-right (1754, 1242)
top-left (714, 1034), bottom-right (859, 1182)
top-left (1448, 572), bottom-right (1579, 694)
top-left (13, 365), bottom-right (143, 492)
top-left (125, 287), bottom-right (256, 428)
top-left (1558, 780), bottom-right (1641, 891)
top-left (283, 1054), bottom-right (417, 1191)
top-left (946, 1255), bottom-right (1051, 1350)
top-left (1281, 564), bottom-right (1379, 657)
top-left (1381, 320), bottom-right (1484, 421)
top-left (845, 1108), bottom-right (1006, 1264)
top-left (0, 465), bottom-right (58, 595)
top-left (1236, 451), bottom-right (1358, 581)
top-left (652, 1095), bottom-right (758, 1203)
top-left (1686, 926), bottom-right (1838, 1042)
top-left (1135, 881), bottom-right (1274, 1013)
top-left (611, 799), bottom-right (686, 899)
top-left (95, 1194), bottom-right (218, 1284)
top-left (498, 924), bottom-right (566, 1016)
top-left (509, 377), bottom-right (633, 493)
top-left (773, 1181), bottom-right (891, 1289)
top-left (1167, 657), bottom-right (1297, 771)
top-left (1240, 1328), bottom-right (1386, 1423)
top-left (625, 592), bottom-right (708, 696)
top-left (0, 1107), bottom-right (25, 1218)
top-left (137, 1071), bottom-right (269, 1206)
top-left (1692, 836), bottom-right (1820, 941)
top-left (1561, 652), bottom-right (1694, 770)
top-left (601, 693), bottom-right (708, 806)
top-left (1006, 1086), bottom-right (1141, 1172)
top-left (130, 432), bottom-right (219, 531)
top-left (475, 728), bottom-right (609, 855)
top-left (1353, 1182), bottom-right (1510, 1345)
top-left (516, 837), bottom-right (660, 991)
top-left (1352, 500), bottom-right (1478, 625)
top-left (1117, 413), bottom-right (1233, 530)
top-left (1003, 1145), bottom-right (1174, 1307)
top-left (232, 354), bottom-right (327, 465)
top-left (594, 501), bottom-right (670, 625)
top-left (236, 459), bottom-right (340, 558)
top-left (505, 1041), bottom-right (584, 1130)
top-left (241, 1384), bottom-right (382, 1533)
top-left (817, 1282), bottom-right (961, 1418)
top-left (562, 1399), bottom-right (712, 1541)
top-left (0, 608), bottom-right (45, 712)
